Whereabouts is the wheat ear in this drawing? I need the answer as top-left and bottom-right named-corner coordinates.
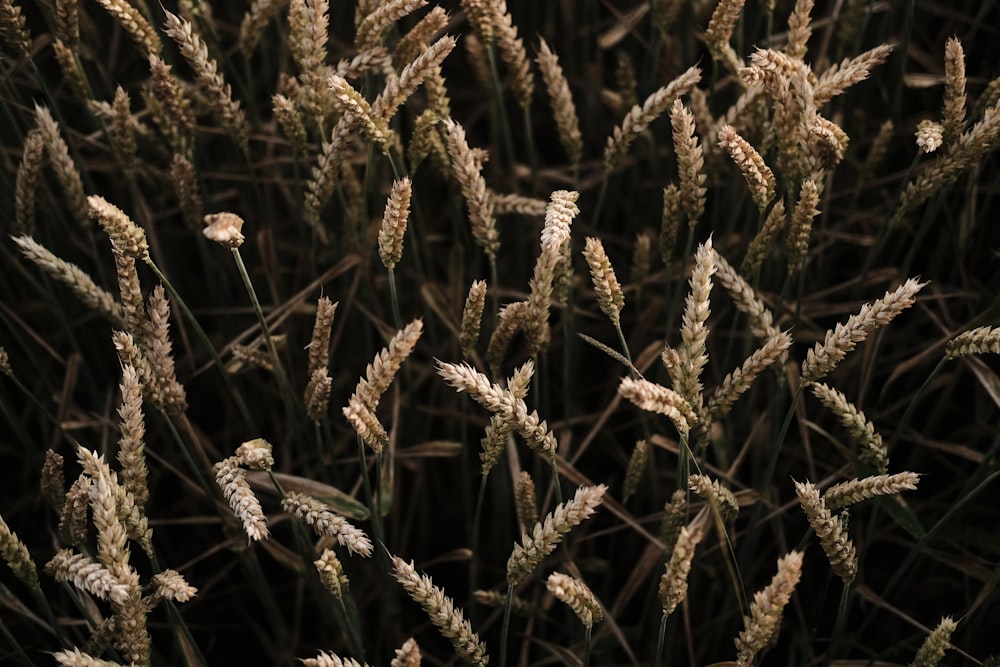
top-left (315, 549), bottom-right (350, 598)
top-left (911, 616), bottom-right (958, 667)
top-left (446, 119), bottom-right (499, 260)
top-left (390, 638), bottom-right (421, 667)
top-left (460, 280), bottom-right (488, 359)
top-left (622, 439), bottom-right (649, 503)
top-left (379, 177), bottom-right (412, 270)
top-left (809, 382), bottom-right (888, 473)
top-left (547, 572), bottom-right (603, 628)
top-left (0, 513), bottom-right (39, 591)
top-left (507, 484), bottom-right (607, 586)
top-left (537, 37), bottom-right (582, 166)
top-left (734, 550), bottom-right (803, 666)
top-left (802, 278), bottom-right (926, 383)
top-left (391, 555), bottom-right (489, 666)
top-left (795, 481), bottom-right (857, 584)
top-left (658, 524), bottom-right (703, 617)
top-left (824, 472), bottom-right (920, 510)
top-left (945, 325), bottom-right (1000, 359)
top-left (214, 456), bottom-right (269, 542)
top-left (52, 648), bottom-right (131, 667)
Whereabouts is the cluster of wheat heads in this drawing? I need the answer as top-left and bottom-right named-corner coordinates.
top-left (1, 0), bottom-right (1000, 665)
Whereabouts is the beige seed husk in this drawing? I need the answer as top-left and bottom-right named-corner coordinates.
top-left (582, 237), bottom-right (625, 327)
top-left (373, 35), bottom-right (457, 126)
top-left (786, 177), bottom-right (821, 279)
top-left (238, 0), bottom-right (290, 54)
top-left (507, 484), bottom-right (607, 586)
top-left (718, 123), bottom-right (776, 211)
top-left (315, 548), bottom-right (350, 598)
top-left (52, 647), bottom-right (131, 667)
top-left (537, 37), bottom-right (582, 166)
top-left (916, 120), bottom-right (944, 154)
top-left (809, 381), bottom-right (888, 473)
top-left (40, 449), bottom-right (66, 510)
top-left (390, 638), bottom-right (421, 667)
top-left (784, 0), bottom-right (814, 61)
top-left (734, 551), bottom-right (803, 666)
top-left (670, 99), bottom-right (707, 224)
top-left (660, 183), bottom-right (682, 264)
top-left (115, 363), bottom-right (148, 511)
top-left (622, 439), bottom-right (648, 503)
top-left (0, 513), bottom-right (39, 591)
top-left (491, 1), bottom-right (534, 109)
top-left (802, 278), bottom-right (926, 383)
top-left (395, 6), bottom-right (448, 66)
top-left (824, 472), bottom-right (920, 511)
top-left (672, 237), bottom-right (715, 413)
top-left (163, 10), bottom-right (248, 151)
top-left (45, 549), bottom-right (128, 603)
top-left (946, 325), bottom-right (1000, 359)
top-left (329, 74), bottom-right (392, 150)
top-left (35, 106), bottom-right (90, 227)
top-left (689, 474), bottom-right (739, 522)
top-left (480, 413), bottom-right (511, 478)
top-left (142, 285), bottom-right (187, 414)
top-left (705, 0), bottom-right (746, 67)
top-left (355, 0), bottom-right (427, 51)
top-left (813, 44), bottom-right (895, 106)
top-left (289, 0), bottom-right (332, 131)
top-left (59, 476), bottom-right (90, 546)
top-left (93, 0), bottom-right (160, 55)
top-left (795, 481), bottom-right (857, 584)
top-left (13, 235), bottom-right (125, 326)
top-left (546, 572), bottom-right (603, 628)
top-left (301, 651), bottom-right (368, 667)
top-left (379, 177), bottom-right (412, 270)
top-left (911, 616), bottom-right (958, 667)
top-left (446, 120), bottom-right (499, 260)
top-left (437, 360), bottom-right (557, 461)
top-left (352, 319), bottom-right (423, 411)
top-left (391, 555), bottom-right (489, 666)
top-left (89, 195), bottom-right (149, 260)
top-left (14, 128), bottom-right (43, 236)
top-left (460, 280), bottom-right (488, 359)
top-left (235, 438), bottom-right (274, 471)
top-left (514, 471), bottom-right (538, 532)
top-left (604, 66), bottom-right (702, 170)
top-left (659, 489), bottom-right (688, 553)
top-left (343, 393), bottom-right (390, 452)
top-left (708, 332), bottom-right (793, 422)
top-left (658, 524), bottom-right (703, 617)
top-left (618, 376), bottom-right (696, 436)
top-left (283, 491), bottom-right (373, 557)
top-left (0, 0), bottom-right (31, 56)
top-left (214, 456), bottom-right (269, 542)
top-left (942, 37), bottom-right (967, 147)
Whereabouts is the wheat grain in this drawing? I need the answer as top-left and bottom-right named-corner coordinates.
top-left (622, 439), bottom-right (648, 503)
top-left (659, 489), bottom-right (688, 553)
top-left (582, 237), bottom-right (625, 328)
top-left (718, 124), bottom-right (776, 211)
top-left (672, 237), bottom-right (715, 413)
top-left (115, 363), bottom-right (148, 511)
top-left (283, 491), bottom-right (373, 557)
top-left (537, 37), bottom-right (582, 166)
top-left (164, 10), bottom-right (248, 150)
top-left (52, 648), bottom-right (130, 667)
top-left (59, 476), bottom-right (90, 546)
top-left (46, 549), bottom-right (129, 603)
top-left (391, 555), bottom-right (489, 666)
top-left (813, 44), bottom-right (894, 106)
top-left (916, 120), bottom-right (944, 154)
top-left (147, 55), bottom-right (196, 156)
top-left (605, 66), bottom-right (701, 169)
top-left (911, 616), bottom-right (957, 667)
top-left (40, 449), bottom-right (66, 510)
top-left (373, 35), bottom-right (456, 126)
top-left (238, 0), bottom-right (290, 54)
top-left (670, 99), bottom-right (707, 224)
top-left (491, 1), bottom-right (534, 109)
top-left (460, 280), bottom-right (488, 359)
top-left (784, 0), bottom-right (813, 60)
top-left (945, 325), bottom-right (1000, 358)
top-left (35, 106), bottom-right (90, 226)
top-left (734, 551), bottom-right (803, 666)
top-left (795, 481), bottom-right (857, 584)
top-left (315, 548), bottom-right (350, 598)
top-left (329, 74), bottom-right (392, 150)
top-left (824, 472), bottom-right (920, 510)
top-left (353, 319), bottom-right (423, 411)
top-left (301, 651), bottom-right (368, 667)
top-left (689, 474), bottom-right (739, 521)
top-left (802, 278), bottom-right (926, 383)
top-left (446, 120), bottom-right (499, 260)
top-left (618, 376), bottom-right (696, 436)
top-left (142, 285), bottom-right (187, 414)
top-left (235, 438), bottom-right (274, 471)
top-left (705, 0), bottom-right (746, 67)
top-left (395, 6), bottom-right (448, 66)
top-left (660, 183), bottom-right (682, 264)
top-left (0, 513), bottom-right (39, 591)
top-left (809, 382), bottom-right (888, 472)
top-left (94, 0), bottom-right (160, 55)
top-left (89, 195), bottom-right (149, 260)
top-left (547, 572), bottom-right (603, 628)
top-left (390, 638), bottom-right (421, 667)
top-left (356, 0), bottom-right (427, 51)
top-left (658, 524), bottom-right (703, 617)
top-left (942, 37), bottom-right (967, 146)
top-left (741, 199), bottom-right (786, 277)
top-left (344, 393), bottom-right (390, 452)
top-left (507, 484), bottom-right (607, 586)
top-left (13, 235), bottom-right (125, 326)
top-left (379, 177), bottom-right (412, 270)
top-left (214, 456), bottom-right (269, 542)
top-left (14, 128), bottom-right (43, 235)
top-left (786, 177), bottom-right (821, 279)
top-left (708, 332), bottom-right (791, 422)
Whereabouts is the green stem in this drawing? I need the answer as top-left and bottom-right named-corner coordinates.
top-left (582, 623), bottom-right (593, 667)
top-left (499, 583), bottom-right (515, 667)
top-left (387, 268), bottom-right (403, 331)
top-left (230, 247), bottom-right (295, 418)
top-left (654, 613), bottom-right (668, 667)
top-left (485, 43), bottom-right (518, 172)
top-left (824, 582), bottom-right (851, 667)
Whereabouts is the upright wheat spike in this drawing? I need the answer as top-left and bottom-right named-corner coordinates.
top-left (670, 99), bottom-right (707, 223)
top-left (582, 237), bottom-right (625, 328)
top-left (94, 0), bottom-right (160, 55)
top-left (115, 364), bottom-right (148, 510)
top-left (705, 0), bottom-right (746, 68)
top-left (718, 124), bottom-right (776, 211)
top-left (315, 549), bottom-right (350, 598)
top-left (460, 280), bottom-right (488, 359)
top-left (537, 37), bottom-right (582, 166)
top-left (942, 37), bottom-right (967, 147)
top-left (35, 105), bottom-right (90, 226)
top-left (911, 616), bottom-right (958, 667)
top-left (14, 128), bottom-right (43, 235)
top-left (658, 524), bottom-right (703, 617)
top-left (391, 555), bottom-right (489, 666)
top-left (390, 638), bottom-right (421, 667)
top-left (786, 177), bottom-right (821, 279)
top-left (379, 177), bottom-right (413, 270)
top-left (0, 513), bottom-right (39, 591)
top-left (446, 120), bottom-right (499, 260)
top-left (672, 238), bottom-right (715, 413)
top-left (734, 551), bottom-right (803, 666)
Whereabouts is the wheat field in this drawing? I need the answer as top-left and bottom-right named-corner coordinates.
top-left (1, 0), bottom-right (999, 665)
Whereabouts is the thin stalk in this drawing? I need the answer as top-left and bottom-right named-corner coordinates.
top-left (582, 624), bottom-right (593, 667)
top-left (654, 613), bottom-right (668, 667)
top-left (0, 617), bottom-right (34, 666)
top-left (824, 582), bottom-right (851, 667)
top-left (230, 247), bottom-right (295, 422)
top-left (357, 436), bottom-right (385, 548)
top-left (387, 268), bottom-right (403, 330)
top-left (592, 175), bottom-right (609, 229)
top-left (144, 260), bottom-right (256, 430)
top-left (485, 43), bottom-right (518, 172)
top-left (499, 583), bottom-right (515, 667)
top-left (522, 105), bottom-right (539, 192)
